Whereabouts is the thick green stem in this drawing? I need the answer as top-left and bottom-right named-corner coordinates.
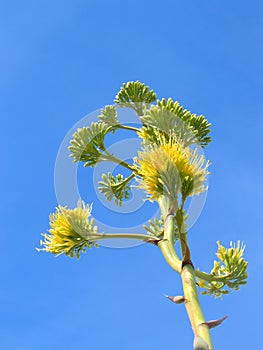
top-left (177, 214), bottom-right (213, 349)
top-left (181, 264), bottom-right (213, 349)
top-left (158, 200), bottom-right (213, 349)
top-left (161, 241), bottom-right (213, 349)
top-left (158, 197), bottom-right (181, 272)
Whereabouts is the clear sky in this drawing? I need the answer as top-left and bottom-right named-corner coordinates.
top-left (0, 1), bottom-right (262, 349)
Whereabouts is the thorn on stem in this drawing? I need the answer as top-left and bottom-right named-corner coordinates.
top-left (199, 315), bottom-right (228, 329)
top-left (145, 238), bottom-right (160, 245)
top-left (164, 295), bottom-right (188, 304)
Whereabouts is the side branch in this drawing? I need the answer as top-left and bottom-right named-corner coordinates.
top-left (116, 124), bottom-right (140, 132)
top-left (103, 149), bottom-right (134, 171)
top-left (89, 233), bottom-right (159, 244)
top-left (195, 270), bottom-right (231, 283)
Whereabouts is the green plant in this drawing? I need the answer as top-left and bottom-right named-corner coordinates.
top-left (38, 81), bottom-right (248, 349)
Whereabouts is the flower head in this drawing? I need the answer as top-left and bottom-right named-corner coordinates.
top-left (135, 137), bottom-right (210, 201)
top-left (37, 200), bottom-right (98, 258)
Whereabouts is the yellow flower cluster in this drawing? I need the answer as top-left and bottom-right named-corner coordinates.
top-left (37, 201), bottom-right (97, 258)
top-left (135, 137), bottom-right (209, 201)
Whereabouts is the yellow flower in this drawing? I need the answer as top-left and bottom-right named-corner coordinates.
top-left (135, 137), bottom-right (209, 201)
top-left (37, 201), bottom-right (98, 258)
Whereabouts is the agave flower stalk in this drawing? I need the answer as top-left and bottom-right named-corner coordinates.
top-left (38, 81), bottom-right (248, 349)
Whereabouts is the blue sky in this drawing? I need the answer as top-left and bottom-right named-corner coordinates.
top-left (0, 1), bottom-right (262, 349)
